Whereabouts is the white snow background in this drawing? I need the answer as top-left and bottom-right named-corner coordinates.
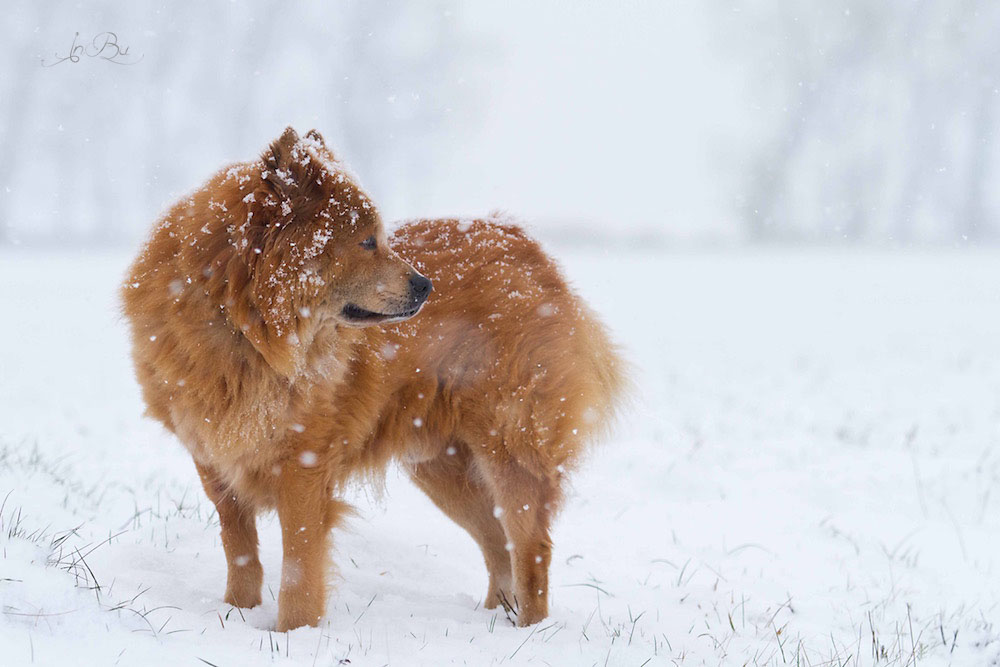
top-left (1, 244), bottom-right (998, 666)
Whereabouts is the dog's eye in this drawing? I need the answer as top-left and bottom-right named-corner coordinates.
top-left (360, 236), bottom-right (377, 251)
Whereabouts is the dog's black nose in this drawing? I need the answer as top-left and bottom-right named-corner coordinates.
top-left (409, 273), bottom-right (432, 301)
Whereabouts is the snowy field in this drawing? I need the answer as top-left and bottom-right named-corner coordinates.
top-left (1, 246), bottom-right (999, 666)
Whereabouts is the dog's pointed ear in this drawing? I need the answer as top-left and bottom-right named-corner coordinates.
top-left (260, 127), bottom-right (318, 200)
top-left (305, 128), bottom-right (338, 163)
top-left (264, 126), bottom-right (300, 169)
top-left (305, 128), bottom-right (326, 148)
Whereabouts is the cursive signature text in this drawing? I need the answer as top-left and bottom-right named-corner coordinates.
top-left (42, 32), bottom-right (142, 67)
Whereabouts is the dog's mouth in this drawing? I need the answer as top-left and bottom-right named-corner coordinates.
top-left (341, 302), bottom-right (423, 324)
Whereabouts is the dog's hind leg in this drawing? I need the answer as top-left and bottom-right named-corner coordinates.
top-left (474, 455), bottom-right (559, 627)
top-left (195, 462), bottom-right (263, 608)
top-left (408, 442), bottom-right (513, 610)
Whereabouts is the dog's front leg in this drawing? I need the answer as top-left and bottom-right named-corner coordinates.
top-left (275, 458), bottom-right (334, 631)
top-left (195, 462), bottom-right (263, 608)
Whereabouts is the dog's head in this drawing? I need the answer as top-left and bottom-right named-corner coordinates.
top-left (214, 127), bottom-right (431, 372)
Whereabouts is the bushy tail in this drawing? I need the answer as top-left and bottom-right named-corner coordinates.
top-left (548, 304), bottom-right (631, 469)
top-left (580, 306), bottom-right (631, 432)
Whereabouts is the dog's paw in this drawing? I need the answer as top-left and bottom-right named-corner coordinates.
top-left (224, 587), bottom-right (262, 609)
top-left (515, 599), bottom-right (548, 627)
top-left (275, 609), bottom-right (322, 632)
top-left (225, 563), bottom-right (263, 608)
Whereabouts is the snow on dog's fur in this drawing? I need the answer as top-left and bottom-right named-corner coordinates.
top-left (121, 127), bottom-right (626, 631)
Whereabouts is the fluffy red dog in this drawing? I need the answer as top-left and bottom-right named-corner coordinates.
top-left (122, 128), bottom-right (625, 631)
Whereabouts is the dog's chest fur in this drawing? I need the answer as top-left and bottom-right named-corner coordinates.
top-left (168, 323), bottom-right (358, 498)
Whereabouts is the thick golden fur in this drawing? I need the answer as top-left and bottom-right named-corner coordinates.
top-left (122, 127), bottom-right (625, 631)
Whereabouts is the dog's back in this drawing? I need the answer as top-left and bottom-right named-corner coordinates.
top-left (383, 217), bottom-right (627, 477)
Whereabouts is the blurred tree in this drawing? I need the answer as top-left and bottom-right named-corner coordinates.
top-left (0, 1), bottom-right (41, 245)
top-left (716, 0), bottom-right (1000, 243)
top-left (0, 0), bottom-right (487, 245)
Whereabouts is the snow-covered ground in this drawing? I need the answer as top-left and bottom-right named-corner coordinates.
top-left (1, 246), bottom-right (998, 666)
